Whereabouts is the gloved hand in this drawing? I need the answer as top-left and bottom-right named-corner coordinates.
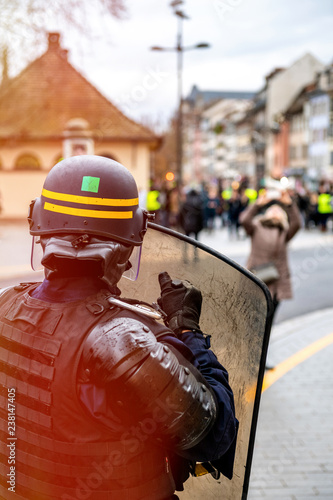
top-left (157, 271), bottom-right (202, 335)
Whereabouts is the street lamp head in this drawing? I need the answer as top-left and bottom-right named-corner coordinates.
top-left (174, 9), bottom-right (190, 19)
top-left (182, 42), bottom-right (211, 51)
top-left (195, 43), bottom-right (210, 49)
top-left (150, 46), bottom-right (165, 51)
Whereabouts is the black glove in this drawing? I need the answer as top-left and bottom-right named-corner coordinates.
top-left (157, 271), bottom-right (202, 335)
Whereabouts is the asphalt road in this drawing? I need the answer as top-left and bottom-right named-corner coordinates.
top-left (274, 244), bottom-right (333, 323)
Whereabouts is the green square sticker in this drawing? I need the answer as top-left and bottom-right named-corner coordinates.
top-left (81, 176), bottom-right (100, 193)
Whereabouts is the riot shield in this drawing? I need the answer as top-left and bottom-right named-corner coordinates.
top-left (120, 223), bottom-right (273, 500)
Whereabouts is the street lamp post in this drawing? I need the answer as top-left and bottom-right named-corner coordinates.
top-left (151, 2), bottom-right (210, 185)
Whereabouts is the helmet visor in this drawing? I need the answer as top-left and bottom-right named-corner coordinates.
top-left (31, 236), bottom-right (44, 272)
top-left (32, 233), bottom-right (142, 281)
top-left (122, 245), bottom-right (142, 281)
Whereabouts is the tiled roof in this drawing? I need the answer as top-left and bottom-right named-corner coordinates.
top-left (186, 85), bottom-right (256, 105)
top-left (0, 33), bottom-right (156, 142)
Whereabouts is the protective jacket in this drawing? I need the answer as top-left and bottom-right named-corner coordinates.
top-left (179, 190), bottom-right (204, 236)
top-left (240, 202), bottom-right (302, 300)
top-left (0, 283), bottom-right (177, 500)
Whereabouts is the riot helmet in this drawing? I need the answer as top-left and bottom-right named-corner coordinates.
top-left (29, 155), bottom-right (151, 285)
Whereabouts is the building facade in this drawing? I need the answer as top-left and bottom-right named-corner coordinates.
top-left (265, 53), bottom-right (324, 175)
top-left (312, 64), bottom-right (333, 180)
top-left (308, 91), bottom-right (331, 180)
top-left (182, 86), bottom-right (255, 184)
top-left (200, 98), bottom-right (252, 181)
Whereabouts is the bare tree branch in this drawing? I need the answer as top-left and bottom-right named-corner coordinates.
top-left (0, 0), bottom-right (128, 82)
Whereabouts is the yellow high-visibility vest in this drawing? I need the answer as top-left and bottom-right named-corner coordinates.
top-left (245, 188), bottom-right (258, 204)
top-left (317, 193), bottom-right (333, 214)
top-left (146, 190), bottom-right (161, 211)
top-left (222, 189), bottom-right (231, 200)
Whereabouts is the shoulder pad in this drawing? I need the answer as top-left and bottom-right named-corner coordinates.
top-left (0, 286), bottom-right (13, 299)
top-left (82, 317), bottom-right (157, 384)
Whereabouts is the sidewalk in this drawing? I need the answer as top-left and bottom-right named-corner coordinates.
top-left (247, 307), bottom-right (333, 499)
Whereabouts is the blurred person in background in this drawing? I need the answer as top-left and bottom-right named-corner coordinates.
top-left (179, 187), bottom-right (204, 242)
top-left (204, 185), bottom-right (221, 232)
top-left (227, 185), bottom-right (249, 240)
top-left (317, 181), bottom-right (333, 232)
top-left (157, 181), bottom-right (173, 228)
top-left (295, 185), bottom-right (310, 227)
top-left (168, 185), bottom-right (181, 229)
top-left (146, 182), bottom-right (161, 224)
top-left (239, 190), bottom-right (302, 327)
top-left (306, 190), bottom-right (320, 229)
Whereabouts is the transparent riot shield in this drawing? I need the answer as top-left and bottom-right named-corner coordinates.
top-left (120, 223), bottom-right (273, 500)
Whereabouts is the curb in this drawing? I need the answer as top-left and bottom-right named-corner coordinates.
top-left (270, 306), bottom-right (333, 344)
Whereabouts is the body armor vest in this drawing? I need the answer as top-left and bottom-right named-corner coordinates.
top-left (0, 283), bottom-right (176, 500)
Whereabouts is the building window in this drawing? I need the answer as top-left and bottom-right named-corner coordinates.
top-left (14, 154), bottom-right (41, 171)
top-left (297, 144), bottom-right (303, 159)
top-left (289, 146), bottom-right (296, 160)
top-left (329, 123), bottom-right (333, 137)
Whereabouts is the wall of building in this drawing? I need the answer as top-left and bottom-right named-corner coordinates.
top-left (0, 171), bottom-right (46, 218)
top-left (266, 54), bottom-right (324, 128)
top-left (289, 112), bottom-right (308, 171)
top-left (308, 93), bottom-right (330, 178)
top-left (265, 53), bottom-right (324, 174)
top-left (235, 122), bottom-right (255, 179)
top-left (272, 121), bottom-right (289, 178)
top-left (96, 141), bottom-right (151, 191)
top-left (183, 97), bottom-right (253, 184)
top-left (0, 140), bottom-right (152, 218)
top-left (0, 140), bottom-right (62, 171)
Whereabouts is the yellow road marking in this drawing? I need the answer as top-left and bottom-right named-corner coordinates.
top-left (262, 331), bottom-right (333, 392)
top-left (244, 331), bottom-right (333, 403)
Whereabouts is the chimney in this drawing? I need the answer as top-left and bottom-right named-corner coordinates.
top-left (48, 32), bottom-right (61, 50)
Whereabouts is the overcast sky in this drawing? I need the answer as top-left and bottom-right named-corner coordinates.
top-left (48, 0), bottom-right (332, 128)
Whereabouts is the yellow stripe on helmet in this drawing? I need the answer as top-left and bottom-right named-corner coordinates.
top-left (44, 202), bottom-right (133, 219)
top-left (42, 189), bottom-right (138, 207)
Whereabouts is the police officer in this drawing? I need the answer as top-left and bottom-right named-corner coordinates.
top-left (0, 155), bottom-right (238, 500)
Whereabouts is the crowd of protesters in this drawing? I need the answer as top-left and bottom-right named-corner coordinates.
top-left (142, 178), bottom-right (333, 237)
